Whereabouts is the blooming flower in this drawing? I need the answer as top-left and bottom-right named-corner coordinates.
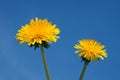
top-left (74, 39), bottom-right (107, 61)
top-left (16, 17), bottom-right (60, 47)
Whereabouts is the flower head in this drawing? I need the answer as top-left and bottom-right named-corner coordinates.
top-left (74, 39), bottom-right (107, 61)
top-left (16, 17), bottom-right (60, 48)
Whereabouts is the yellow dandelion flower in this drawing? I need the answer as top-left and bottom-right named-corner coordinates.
top-left (74, 39), bottom-right (107, 61)
top-left (16, 17), bottom-right (60, 46)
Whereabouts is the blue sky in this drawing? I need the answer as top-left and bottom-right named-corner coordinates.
top-left (0, 0), bottom-right (120, 80)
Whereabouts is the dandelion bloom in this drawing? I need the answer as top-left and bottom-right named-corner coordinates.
top-left (74, 39), bottom-right (107, 61)
top-left (16, 17), bottom-right (60, 46)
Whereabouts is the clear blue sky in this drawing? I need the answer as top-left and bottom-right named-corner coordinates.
top-left (0, 0), bottom-right (120, 80)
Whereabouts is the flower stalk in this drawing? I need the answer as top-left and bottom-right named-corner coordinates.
top-left (79, 61), bottom-right (89, 80)
top-left (40, 45), bottom-right (50, 80)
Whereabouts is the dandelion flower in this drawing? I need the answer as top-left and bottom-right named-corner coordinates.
top-left (74, 39), bottom-right (107, 61)
top-left (16, 17), bottom-right (60, 80)
top-left (16, 17), bottom-right (60, 47)
top-left (74, 39), bottom-right (108, 80)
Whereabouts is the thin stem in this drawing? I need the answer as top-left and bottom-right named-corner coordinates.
top-left (79, 61), bottom-right (89, 80)
top-left (40, 45), bottom-right (50, 80)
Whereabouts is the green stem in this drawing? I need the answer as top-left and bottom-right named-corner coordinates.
top-left (40, 45), bottom-right (50, 80)
top-left (79, 61), bottom-right (89, 80)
